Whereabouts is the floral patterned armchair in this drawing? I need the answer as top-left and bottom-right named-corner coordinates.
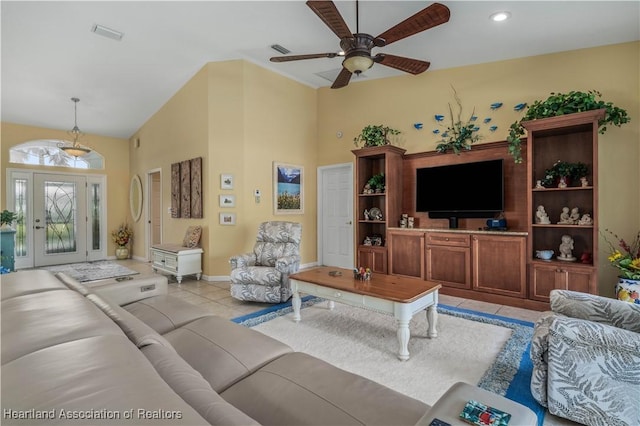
top-left (229, 221), bottom-right (301, 303)
top-left (530, 289), bottom-right (640, 426)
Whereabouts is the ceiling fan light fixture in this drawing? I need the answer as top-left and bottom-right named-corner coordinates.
top-left (489, 11), bottom-right (511, 22)
top-left (59, 97), bottom-right (91, 158)
top-left (343, 54), bottom-right (373, 74)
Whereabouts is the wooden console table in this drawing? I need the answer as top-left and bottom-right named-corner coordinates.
top-left (290, 266), bottom-right (441, 361)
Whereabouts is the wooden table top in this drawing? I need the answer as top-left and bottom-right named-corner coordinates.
top-left (290, 267), bottom-right (441, 303)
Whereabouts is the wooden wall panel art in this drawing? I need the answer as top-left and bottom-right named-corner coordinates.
top-left (171, 162), bottom-right (181, 218)
top-left (180, 160), bottom-right (191, 218)
top-left (190, 157), bottom-right (203, 218)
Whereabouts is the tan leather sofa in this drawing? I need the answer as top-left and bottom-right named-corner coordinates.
top-left (1, 270), bottom-right (429, 425)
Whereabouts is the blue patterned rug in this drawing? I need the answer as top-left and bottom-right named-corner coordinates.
top-left (232, 298), bottom-right (545, 425)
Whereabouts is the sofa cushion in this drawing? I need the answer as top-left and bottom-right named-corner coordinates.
top-left (142, 343), bottom-right (260, 425)
top-left (222, 352), bottom-right (429, 426)
top-left (86, 293), bottom-right (175, 350)
top-left (0, 270), bottom-right (68, 301)
top-left (122, 295), bottom-right (211, 334)
top-left (1, 335), bottom-right (208, 425)
top-left (163, 315), bottom-right (292, 392)
top-left (1, 290), bottom-right (124, 364)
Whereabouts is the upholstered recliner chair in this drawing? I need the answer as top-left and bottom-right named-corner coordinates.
top-left (530, 289), bottom-right (640, 426)
top-left (229, 221), bottom-right (301, 303)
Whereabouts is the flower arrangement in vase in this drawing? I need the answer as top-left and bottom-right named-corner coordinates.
top-left (112, 223), bottom-right (133, 259)
top-left (602, 228), bottom-right (640, 303)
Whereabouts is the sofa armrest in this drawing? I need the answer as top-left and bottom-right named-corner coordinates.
top-left (545, 316), bottom-right (640, 425)
top-left (550, 289), bottom-right (640, 333)
top-left (275, 255), bottom-right (301, 273)
top-left (230, 253), bottom-right (256, 270)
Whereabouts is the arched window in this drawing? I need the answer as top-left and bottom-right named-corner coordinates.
top-left (9, 140), bottom-right (104, 169)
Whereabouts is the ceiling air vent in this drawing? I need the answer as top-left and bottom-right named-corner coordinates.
top-left (91, 24), bottom-right (124, 41)
top-left (270, 44), bottom-right (291, 55)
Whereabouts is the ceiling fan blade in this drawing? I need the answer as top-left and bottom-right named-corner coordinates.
top-left (331, 67), bottom-right (352, 89)
top-left (270, 53), bottom-right (338, 63)
top-left (376, 3), bottom-right (450, 46)
top-left (307, 1), bottom-right (353, 40)
top-left (374, 54), bottom-right (430, 74)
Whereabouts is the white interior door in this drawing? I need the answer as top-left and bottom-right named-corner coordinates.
top-left (318, 163), bottom-right (354, 268)
top-left (146, 169), bottom-right (162, 260)
top-left (33, 173), bottom-right (88, 266)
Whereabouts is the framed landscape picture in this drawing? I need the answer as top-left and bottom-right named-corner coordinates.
top-left (273, 162), bottom-right (303, 215)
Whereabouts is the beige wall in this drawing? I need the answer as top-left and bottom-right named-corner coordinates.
top-left (0, 122), bottom-right (130, 255)
top-left (317, 41), bottom-right (639, 296)
top-left (131, 60), bottom-right (317, 277)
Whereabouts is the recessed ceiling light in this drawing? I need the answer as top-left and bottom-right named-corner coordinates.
top-left (489, 11), bottom-right (511, 22)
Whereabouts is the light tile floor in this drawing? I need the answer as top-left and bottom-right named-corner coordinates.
top-left (117, 259), bottom-right (575, 426)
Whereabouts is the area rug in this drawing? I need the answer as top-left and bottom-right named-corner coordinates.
top-left (232, 298), bottom-right (545, 425)
top-left (41, 260), bottom-right (139, 282)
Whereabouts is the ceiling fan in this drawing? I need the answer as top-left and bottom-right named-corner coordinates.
top-left (270, 1), bottom-right (450, 89)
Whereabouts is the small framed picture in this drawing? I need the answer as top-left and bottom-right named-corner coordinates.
top-left (219, 194), bottom-right (235, 208)
top-left (219, 212), bottom-right (236, 225)
top-left (220, 174), bottom-right (234, 190)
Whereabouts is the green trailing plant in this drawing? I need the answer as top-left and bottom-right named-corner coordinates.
top-left (435, 88), bottom-right (481, 155)
top-left (354, 125), bottom-right (401, 147)
top-left (541, 160), bottom-right (589, 187)
top-left (507, 90), bottom-right (630, 163)
top-left (366, 173), bottom-right (385, 191)
top-left (1, 210), bottom-right (17, 227)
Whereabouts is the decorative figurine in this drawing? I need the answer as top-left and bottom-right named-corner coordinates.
top-left (535, 180), bottom-right (544, 189)
top-left (580, 251), bottom-right (592, 264)
top-left (558, 235), bottom-right (576, 261)
top-left (569, 207), bottom-right (580, 224)
top-left (407, 217), bottom-right (415, 229)
top-left (364, 209), bottom-right (370, 220)
top-left (535, 205), bottom-right (551, 224)
top-left (557, 207), bottom-right (572, 224)
top-left (363, 236), bottom-right (372, 246)
top-left (558, 176), bottom-right (568, 188)
top-left (578, 213), bottom-right (594, 226)
top-left (580, 176), bottom-right (589, 187)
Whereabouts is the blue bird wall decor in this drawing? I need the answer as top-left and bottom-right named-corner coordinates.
top-left (490, 102), bottom-right (503, 110)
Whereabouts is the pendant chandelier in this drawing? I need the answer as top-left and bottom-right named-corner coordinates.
top-left (59, 97), bottom-right (91, 157)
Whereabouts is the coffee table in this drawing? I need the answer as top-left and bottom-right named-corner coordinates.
top-left (290, 267), bottom-right (441, 361)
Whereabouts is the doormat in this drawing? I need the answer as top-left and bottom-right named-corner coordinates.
top-left (41, 260), bottom-right (139, 282)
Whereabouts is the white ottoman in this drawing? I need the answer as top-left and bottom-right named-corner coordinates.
top-left (417, 382), bottom-right (538, 426)
top-left (84, 274), bottom-right (169, 306)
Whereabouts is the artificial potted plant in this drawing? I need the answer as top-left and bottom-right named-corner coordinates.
top-left (367, 173), bottom-right (385, 193)
top-left (541, 161), bottom-right (589, 187)
top-left (507, 90), bottom-right (630, 163)
top-left (354, 125), bottom-right (401, 147)
top-left (1, 210), bottom-right (17, 230)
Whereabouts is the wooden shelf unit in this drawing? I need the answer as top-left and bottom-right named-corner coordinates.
top-left (353, 145), bottom-right (405, 273)
top-left (523, 109), bottom-right (605, 301)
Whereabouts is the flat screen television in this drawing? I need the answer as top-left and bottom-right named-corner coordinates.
top-left (416, 159), bottom-right (504, 228)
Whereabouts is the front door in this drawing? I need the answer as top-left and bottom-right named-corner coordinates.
top-left (318, 163), bottom-right (354, 268)
top-left (33, 173), bottom-right (88, 266)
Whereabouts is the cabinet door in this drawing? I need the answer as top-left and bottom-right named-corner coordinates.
top-left (425, 245), bottom-right (471, 289)
top-left (357, 247), bottom-right (387, 274)
top-left (529, 263), bottom-right (596, 301)
top-left (389, 231), bottom-right (424, 278)
top-left (472, 234), bottom-right (526, 297)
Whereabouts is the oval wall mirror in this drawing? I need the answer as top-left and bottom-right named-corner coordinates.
top-left (130, 174), bottom-right (143, 222)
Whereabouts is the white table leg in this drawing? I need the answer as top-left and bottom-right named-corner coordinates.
top-left (427, 304), bottom-right (438, 338)
top-left (292, 290), bottom-right (302, 322)
top-left (396, 317), bottom-right (411, 361)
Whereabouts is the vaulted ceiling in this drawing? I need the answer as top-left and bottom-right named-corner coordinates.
top-left (2, 1), bottom-right (639, 139)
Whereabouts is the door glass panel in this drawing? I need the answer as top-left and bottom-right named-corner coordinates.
top-left (13, 178), bottom-right (28, 257)
top-left (44, 181), bottom-right (78, 254)
top-left (90, 183), bottom-right (101, 250)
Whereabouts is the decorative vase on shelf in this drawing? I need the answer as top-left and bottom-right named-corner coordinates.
top-left (615, 277), bottom-right (640, 304)
top-left (115, 246), bottom-right (129, 260)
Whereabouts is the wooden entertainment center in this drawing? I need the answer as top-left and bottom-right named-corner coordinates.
top-left (353, 110), bottom-right (604, 310)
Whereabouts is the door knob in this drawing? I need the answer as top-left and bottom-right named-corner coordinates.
top-left (35, 226), bottom-right (44, 229)
top-left (346, 221), bottom-right (352, 225)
